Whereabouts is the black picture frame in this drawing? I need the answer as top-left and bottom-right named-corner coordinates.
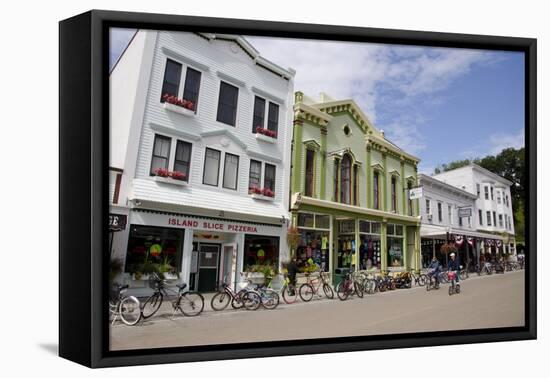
top-left (59, 9), bottom-right (537, 368)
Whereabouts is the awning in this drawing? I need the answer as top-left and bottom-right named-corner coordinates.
top-left (420, 224), bottom-right (503, 241)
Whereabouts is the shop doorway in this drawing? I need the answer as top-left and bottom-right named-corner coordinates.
top-left (197, 244), bottom-right (220, 292)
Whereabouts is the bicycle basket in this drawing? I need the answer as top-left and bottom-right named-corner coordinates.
top-left (148, 275), bottom-right (164, 290)
top-left (447, 271), bottom-right (456, 280)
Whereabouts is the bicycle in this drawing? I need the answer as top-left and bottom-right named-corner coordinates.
top-left (211, 274), bottom-right (261, 311)
top-left (447, 271), bottom-right (461, 296)
top-left (477, 262), bottom-right (493, 276)
top-left (335, 271), bottom-right (363, 301)
top-left (299, 271), bottom-right (334, 301)
top-left (425, 272), bottom-right (440, 291)
top-left (361, 272), bottom-right (378, 294)
top-left (109, 283), bottom-right (141, 326)
top-left (267, 274), bottom-right (298, 304)
top-left (250, 281), bottom-right (280, 309)
top-left (410, 270), bottom-right (427, 286)
top-left (141, 272), bottom-right (205, 319)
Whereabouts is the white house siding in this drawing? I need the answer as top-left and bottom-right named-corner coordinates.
top-left (132, 31), bottom-right (293, 216)
top-left (432, 164), bottom-right (516, 256)
top-left (109, 30), bottom-right (295, 292)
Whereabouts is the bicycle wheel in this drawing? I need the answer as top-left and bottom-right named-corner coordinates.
top-left (354, 282), bottom-right (364, 298)
top-left (363, 279), bottom-right (375, 294)
top-left (141, 293), bottom-right (162, 319)
top-left (418, 274), bottom-right (427, 286)
top-left (119, 296), bottom-right (141, 325)
top-left (242, 291), bottom-right (261, 310)
top-left (456, 284), bottom-right (461, 294)
top-left (211, 291), bottom-right (231, 311)
top-left (179, 292), bottom-right (205, 316)
top-left (379, 281), bottom-right (387, 292)
top-left (299, 283), bottom-right (314, 302)
top-left (448, 285), bottom-right (453, 296)
top-left (426, 282), bottom-right (431, 291)
top-left (231, 290), bottom-right (247, 309)
top-left (261, 289), bottom-right (280, 310)
top-left (336, 281), bottom-right (349, 301)
top-left (322, 283), bottom-right (334, 299)
top-left (282, 284), bottom-right (298, 304)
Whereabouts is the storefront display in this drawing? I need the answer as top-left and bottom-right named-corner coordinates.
top-left (387, 224), bottom-right (404, 268)
top-left (337, 219), bottom-right (355, 269)
top-left (359, 220), bottom-right (381, 270)
top-left (125, 225), bottom-right (184, 276)
top-left (296, 212), bottom-right (331, 272)
top-left (243, 234), bottom-right (280, 269)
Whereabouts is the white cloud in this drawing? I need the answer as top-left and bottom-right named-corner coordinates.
top-left (488, 129), bottom-right (525, 154)
top-left (381, 115), bottom-right (427, 156)
top-left (247, 36), bottom-right (497, 124)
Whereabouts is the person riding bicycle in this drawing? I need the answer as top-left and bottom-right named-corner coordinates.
top-left (448, 252), bottom-right (460, 283)
top-left (286, 257), bottom-right (299, 295)
top-left (427, 256), bottom-right (441, 286)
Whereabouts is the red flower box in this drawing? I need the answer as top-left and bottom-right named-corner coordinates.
top-left (162, 93), bottom-right (195, 111)
top-left (154, 168), bottom-right (187, 181)
top-left (255, 126), bottom-right (277, 138)
top-left (249, 185), bottom-right (275, 198)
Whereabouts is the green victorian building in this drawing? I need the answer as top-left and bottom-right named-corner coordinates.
top-left (290, 92), bottom-right (421, 282)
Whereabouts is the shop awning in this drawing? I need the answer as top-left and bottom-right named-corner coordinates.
top-left (420, 224), bottom-right (504, 240)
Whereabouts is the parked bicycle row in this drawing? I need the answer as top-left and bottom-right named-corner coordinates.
top-left (111, 259), bottom-right (500, 326)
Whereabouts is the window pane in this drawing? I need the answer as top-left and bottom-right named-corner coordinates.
top-left (267, 102), bottom-right (279, 135)
top-left (174, 141), bottom-right (192, 181)
top-left (387, 224), bottom-right (395, 235)
top-left (371, 222), bottom-right (381, 235)
top-left (315, 215), bottom-right (330, 229)
top-left (248, 160), bottom-right (262, 190)
top-left (373, 172), bottom-right (379, 209)
top-left (217, 82), bottom-right (239, 126)
top-left (264, 163), bottom-right (276, 193)
top-left (243, 235), bottom-right (279, 269)
top-left (203, 148), bottom-right (220, 186)
top-left (340, 155), bottom-right (351, 204)
top-left (252, 96), bottom-right (265, 132)
top-left (160, 59), bottom-right (182, 100)
top-left (298, 213), bottom-right (314, 228)
top-left (223, 153), bottom-right (239, 190)
top-left (359, 220), bottom-right (370, 233)
top-left (151, 156), bottom-right (167, 172)
top-left (305, 149), bottom-right (315, 196)
top-left (151, 135), bottom-right (171, 175)
top-left (182, 67), bottom-right (201, 110)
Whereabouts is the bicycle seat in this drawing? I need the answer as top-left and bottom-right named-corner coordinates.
top-left (177, 283), bottom-right (187, 290)
top-left (120, 284), bottom-right (129, 290)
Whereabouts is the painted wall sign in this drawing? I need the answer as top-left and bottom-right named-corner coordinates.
top-left (131, 211), bottom-right (282, 236)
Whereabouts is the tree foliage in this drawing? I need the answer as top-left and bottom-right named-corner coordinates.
top-left (434, 147), bottom-right (525, 240)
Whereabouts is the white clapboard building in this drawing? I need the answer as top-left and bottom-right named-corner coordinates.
top-left (431, 164), bottom-right (516, 263)
top-left (109, 30), bottom-right (295, 293)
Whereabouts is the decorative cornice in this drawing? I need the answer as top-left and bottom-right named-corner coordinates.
top-left (217, 71), bottom-right (246, 87)
top-left (161, 47), bottom-right (210, 72)
top-left (150, 122), bottom-right (201, 141)
top-left (251, 86), bottom-right (285, 105)
top-left (200, 129), bottom-right (247, 150)
top-left (304, 140), bottom-right (321, 151)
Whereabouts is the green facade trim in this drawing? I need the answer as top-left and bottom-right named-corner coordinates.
top-left (366, 147), bottom-right (372, 208)
top-left (292, 120), bottom-right (303, 194)
top-left (382, 153), bottom-right (388, 212)
top-left (401, 161), bottom-right (406, 215)
top-left (381, 222), bottom-right (387, 271)
top-left (320, 128), bottom-right (327, 198)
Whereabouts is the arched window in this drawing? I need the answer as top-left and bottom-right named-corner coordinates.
top-left (340, 154), bottom-right (352, 204)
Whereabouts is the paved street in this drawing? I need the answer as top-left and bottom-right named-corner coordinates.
top-left (110, 270), bottom-right (525, 351)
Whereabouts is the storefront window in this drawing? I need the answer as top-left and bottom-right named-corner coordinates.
top-left (337, 219), bottom-right (355, 269)
top-left (296, 212), bottom-right (331, 272)
top-left (125, 225), bottom-right (184, 274)
top-left (243, 235), bottom-right (279, 269)
top-left (387, 223), bottom-right (404, 268)
top-left (359, 220), bottom-right (381, 270)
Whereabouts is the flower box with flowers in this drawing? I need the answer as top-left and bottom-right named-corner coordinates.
top-left (153, 168), bottom-right (188, 186)
top-left (255, 126), bottom-right (277, 143)
top-left (249, 186), bottom-right (275, 201)
top-left (162, 94), bottom-right (196, 116)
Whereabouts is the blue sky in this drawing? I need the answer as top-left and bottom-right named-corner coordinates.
top-left (110, 29), bottom-right (524, 174)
